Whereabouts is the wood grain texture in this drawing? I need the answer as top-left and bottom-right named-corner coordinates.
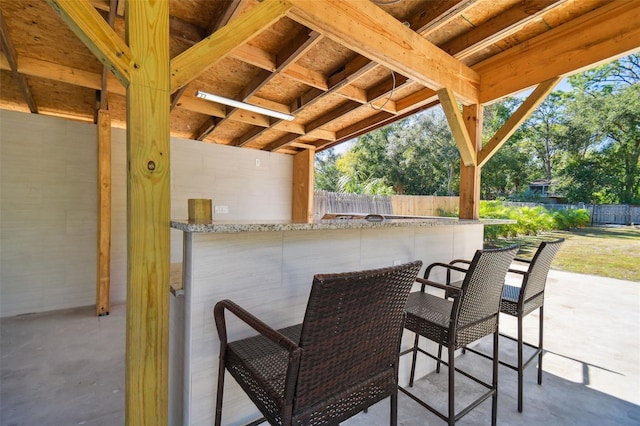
top-left (291, 148), bottom-right (314, 223)
top-left (287, 0), bottom-right (479, 104)
top-left (45, 0), bottom-right (131, 87)
top-left (476, 0), bottom-right (640, 102)
top-left (96, 109), bottom-right (111, 316)
top-left (438, 87), bottom-right (475, 167)
top-left (125, 0), bottom-right (170, 423)
top-left (170, 0), bottom-right (292, 92)
top-left (458, 104), bottom-right (482, 220)
top-left (478, 77), bottom-right (560, 167)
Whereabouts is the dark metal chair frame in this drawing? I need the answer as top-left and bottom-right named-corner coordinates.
top-left (214, 261), bottom-right (423, 426)
top-left (464, 238), bottom-right (564, 412)
top-left (399, 245), bottom-right (519, 426)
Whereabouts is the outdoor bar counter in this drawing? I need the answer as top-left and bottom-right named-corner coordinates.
top-left (169, 217), bottom-right (510, 425)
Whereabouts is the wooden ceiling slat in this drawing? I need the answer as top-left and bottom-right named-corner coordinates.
top-left (0, 9), bottom-right (37, 113)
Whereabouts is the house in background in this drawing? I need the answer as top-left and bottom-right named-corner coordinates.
top-left (528, 179), bottom-right (566, 204)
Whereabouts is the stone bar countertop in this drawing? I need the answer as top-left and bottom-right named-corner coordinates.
top-left (170, 215), bottom-right (514, 234)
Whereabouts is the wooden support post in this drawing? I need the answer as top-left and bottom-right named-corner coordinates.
top-left (125, 1), bottom-right (170, 424)
top-left (292, 148), bottom-right (315, 223)
top-left (459, 104), bottom-right (483, 220)
top-left (96, 109), bottom-right (111, 316)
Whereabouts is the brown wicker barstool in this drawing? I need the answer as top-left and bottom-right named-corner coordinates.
top-left (465, 238), bottom-right (564, 412)
top-left (214, 261), bottom-right (422, 426)
top-left (400, 245), bottom-right (518, 426)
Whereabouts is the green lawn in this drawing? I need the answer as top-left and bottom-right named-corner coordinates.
top-left (485, 226), bottom-right (640, 282)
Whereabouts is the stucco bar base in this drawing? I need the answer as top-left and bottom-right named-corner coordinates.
top-left (170, 220), bottom-right (485, 425)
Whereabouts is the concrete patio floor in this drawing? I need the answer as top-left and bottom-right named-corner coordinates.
top-left (1, 269), bottom-right (639, 425)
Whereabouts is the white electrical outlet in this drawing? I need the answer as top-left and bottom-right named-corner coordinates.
top-left (214, 205), bottom-right (229, 214)
top-left (255, 159), bottom-right (261, 167)
top-left (393, 260), bottom-right (402, 266)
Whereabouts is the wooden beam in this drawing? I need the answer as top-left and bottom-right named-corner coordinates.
top-left (411, 0), bottom-right (478, 35)
top-left (292, 148), bottom-right (315, 223)
top-left (458, 104), bottom-right (483, 220)
top-left (195, 117), bottom-right (217, 141)
top-left (96, 109), bottom-right (111, 316)
top-left (45, 0), bottom-right (132, 87)
top-left (478, 77), bottom-right (560, 167)
top-left (438, 87), bottom-right (476, 166)
top-left (287, 0), bottom-right (479, 104)
top-left (171, 0), bottom-right (249, 110)
top-left (0, 9), bottom-right (38, 113)
top-left (170, 0), bottom-right (291, 92)
top-left (476, 0), bottom-right (640, 103)
top-left (125, 0), bottom-right (170, 423)
top-left (442, 0), bottom-right (563, 59)
top-left (211, 29), bottom-right (320, 132)
top-left (98, 0), bottom-right (117, 112)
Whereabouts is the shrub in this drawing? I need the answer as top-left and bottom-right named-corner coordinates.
top-left (480, 201), bottom-right (590, 240)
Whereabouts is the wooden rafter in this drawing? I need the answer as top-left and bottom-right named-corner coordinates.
top-left (442, 0), bottom-right (565, 59)
top-left (253, 0), bottom-right (482, 151)
top-left (476, 0), bottom-right (640, 102)
top-left (45, 0), bottom-right (131, 87)
top-left (478, 77), bottom-right (560, 167)
top-left (171, 0), bottom-right (248, 110)
top-left (170, 0), bottom-right (291, 93)
top-left (206, 29), bottom-right (321, 140)
top-left (97, 0), bottom-right (117, 111)
top-left (412, 0), bottom-right (479, 35)
top-left (0, 8), bottom-right (37, 113)
top-left (287, 0), bottom-right (479, 104)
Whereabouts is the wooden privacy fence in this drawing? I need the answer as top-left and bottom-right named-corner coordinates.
top-left (314, 191), bottom-right (459, 221)
top-left (315, 193), bottom-right (640, 225)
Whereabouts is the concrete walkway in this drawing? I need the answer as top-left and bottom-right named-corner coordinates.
top-left (1, 270), bottom-right (639, 425)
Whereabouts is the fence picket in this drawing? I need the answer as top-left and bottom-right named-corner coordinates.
top-left (314, 192), bottom-right (639, 225)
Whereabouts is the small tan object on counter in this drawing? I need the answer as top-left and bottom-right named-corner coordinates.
top-left (188, 198), bottom-right (212, 224)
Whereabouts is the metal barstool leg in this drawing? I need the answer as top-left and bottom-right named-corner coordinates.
top-left (215, 354), bottom-right (226, 426)
top-left (448, 345), bottom-right (455, 426)
top-left (517, 314), bottom-right (524, 413)
top-left (409, 333), bottom-right (420, 387)
top-left (391, 390), bottom-right (398, 426)
top-left (538, 305), bottom-right (544, 385)
top-left (437, 343), bottom-right (443, 373)
top-left (492, 330), bottom-right (499, 426)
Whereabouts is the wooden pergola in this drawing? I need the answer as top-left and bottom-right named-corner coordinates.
top-left (2, 0), bottom-right (639, 423)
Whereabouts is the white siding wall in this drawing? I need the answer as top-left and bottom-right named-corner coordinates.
top-left (1, 111), bottom-right (293, 317)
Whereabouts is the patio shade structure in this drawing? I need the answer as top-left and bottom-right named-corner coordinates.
top-left (1, 0), bottom-right (639, 424)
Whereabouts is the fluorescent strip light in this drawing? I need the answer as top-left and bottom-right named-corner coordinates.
top-left (195, 90), bottom-right (295, 121)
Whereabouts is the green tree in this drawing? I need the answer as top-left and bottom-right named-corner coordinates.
top-left (561, 54), bottom-right (640, 203)
top-left (481, 98), bottom-right (537, 199)
top-left (314, 148), bottom-right (341, 192)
